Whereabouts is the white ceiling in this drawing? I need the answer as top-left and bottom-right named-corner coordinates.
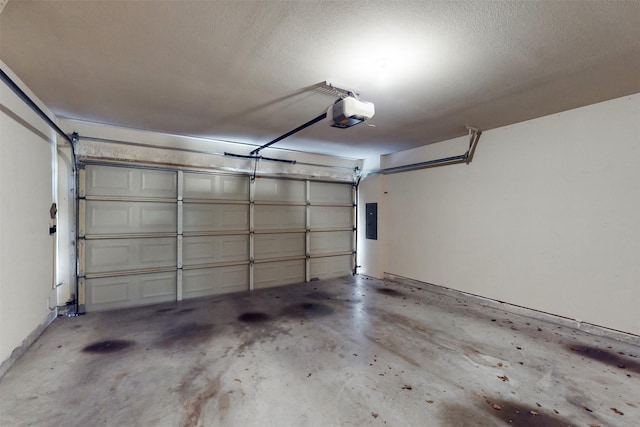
top-left (1, 1), bottom-right (639, 159)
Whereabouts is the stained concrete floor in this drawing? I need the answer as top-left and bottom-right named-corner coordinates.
top-left (1, 276), bottom-right (639, 427)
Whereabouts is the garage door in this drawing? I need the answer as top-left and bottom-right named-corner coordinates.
top-left (78, 164), bottom-right (354, 311)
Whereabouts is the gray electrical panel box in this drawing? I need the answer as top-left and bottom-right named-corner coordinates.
top-left (365, 203), bottom-right (377, 240)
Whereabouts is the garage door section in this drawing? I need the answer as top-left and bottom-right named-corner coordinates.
top-left (78, 165), bottom-right (178, 311)
top-left (181, 173), bottom-right (250, 298)
top-left (308, 181), bottom-right (355, 280)
top-left (253, 178), bottom-right (307, 289)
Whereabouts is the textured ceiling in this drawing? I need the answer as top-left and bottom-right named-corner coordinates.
top-left (1, 1), bottom-right (640, 159)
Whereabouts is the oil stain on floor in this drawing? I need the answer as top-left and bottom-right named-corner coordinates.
top-left (82, 339), bottom-right (135, 354)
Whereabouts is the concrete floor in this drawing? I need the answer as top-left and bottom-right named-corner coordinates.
top-left (1, 276), bottom-right (639, 427)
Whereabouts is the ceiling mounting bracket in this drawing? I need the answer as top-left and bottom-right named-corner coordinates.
top-left (464, 125), bottom-right (482, 165)
top-left (318, 81), bottom-right (359, 99)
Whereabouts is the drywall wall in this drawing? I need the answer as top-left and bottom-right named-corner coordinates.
top-left (0, 62), bottom-right (57, 372)
top-left (377, 93), bottom-right (640, 335)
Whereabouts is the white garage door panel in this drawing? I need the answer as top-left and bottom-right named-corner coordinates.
top-left (183, 203), bottom-right (249, 232)
top-left (183, 173), bottom-right (249, 200)
top-left (80, 166), bottom-right (355, 311)
top-left (85, 237), bottom-right (177, 274)
top-left (255, 178), bottom-right (306, 202)
top-left (86, 165), bottom-right (177, 198)
top-left (310, 206), bottom-right (353, 229)
top-left (310, 255), bottom-right (352, 280)
top-left (309, 182), bottom-right (353, 204)
top-left (254, 205), bottom-right (305, 230)
top-left (182, 266), bottom-right (249, 298)
top-left (85, 271), bottom-right (177, 311)
top-left (254, 233), bottom-right (305, 260)
top-left (310, 231), bottom-right (352, 255)
top-left (182, 235), bottom-right (249, 266)
top-left (254, 260), bottom-right (305, 289)
top-left (86, 201), bottom-right (177, 235)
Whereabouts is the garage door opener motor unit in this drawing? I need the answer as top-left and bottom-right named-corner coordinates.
top-left (328, 96), bottom-right (375, 129)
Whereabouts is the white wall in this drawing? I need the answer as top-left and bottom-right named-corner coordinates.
top-left (365, 93), bottom-right (640, 335)
top-left (356, 155), bottom-right (385, 278)
top-left (0, 62), bottom-right (57, 368)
